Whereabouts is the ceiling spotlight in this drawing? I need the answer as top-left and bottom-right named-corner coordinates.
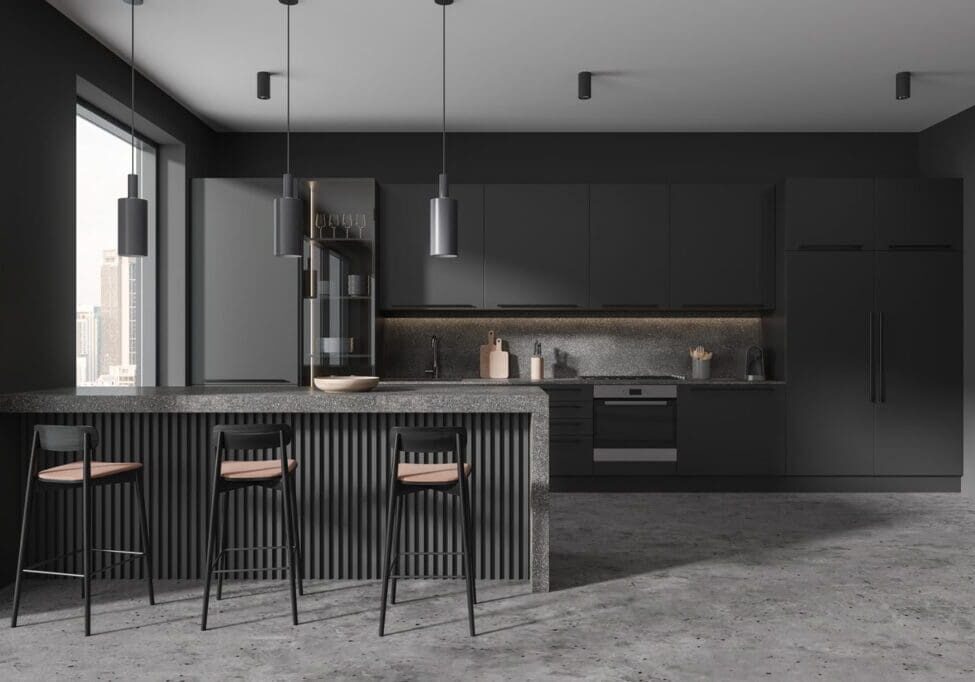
top-left (257, 71), bottom-right (271, 100)
top-left (896, 71), bottom-right (911, 100)
top-left (578, 71), bottom-right (592, 100)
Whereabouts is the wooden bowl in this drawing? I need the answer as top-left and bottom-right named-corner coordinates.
top-left (313, 376), bottom-right (380, 393)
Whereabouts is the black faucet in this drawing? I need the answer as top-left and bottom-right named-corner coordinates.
top-left (425, 335), bottom-right (441, 379)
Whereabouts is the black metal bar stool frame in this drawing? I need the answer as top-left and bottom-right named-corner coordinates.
top-left (10, 425), bottom-right (154, 637)
top-left (201, 424), bottom-right (303, 631)
top-left (379, 426), bottom-right (476, 637)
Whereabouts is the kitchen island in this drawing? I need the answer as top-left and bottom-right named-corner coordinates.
top-left (0, 384), bottom-right (549, 591)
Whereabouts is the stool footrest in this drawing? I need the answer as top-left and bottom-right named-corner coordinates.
top-left (388, 573), bottom-right (469, 580)
top-left (211, 566), bottom-right (292, 575)
top-left (23, 569), bottom-right (84, 578)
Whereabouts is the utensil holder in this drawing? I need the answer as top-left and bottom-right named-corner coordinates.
top-left (530, 356), bottom-right (544, 381)
top-left (691, 357), bottom-right (711, 380)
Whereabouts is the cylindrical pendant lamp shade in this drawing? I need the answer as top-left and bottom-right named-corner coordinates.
top-left (274, 172), bottom-right (304, 257)
top-left (118, 173), bottom-right (148, 257)
top-left (430, 173), bottom-right (458, 257)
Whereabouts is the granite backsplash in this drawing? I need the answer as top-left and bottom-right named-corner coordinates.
top-left (380, 317), bottom-right (763, 380)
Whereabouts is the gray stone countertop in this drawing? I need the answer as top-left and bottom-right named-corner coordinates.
top-left (0, 384), bottom-right (549, 414)
top-left (385, 377), bottom-right (786, 386)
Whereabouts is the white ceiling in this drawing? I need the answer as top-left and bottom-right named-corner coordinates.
top-left (47, 0), bottom-right (975, 133)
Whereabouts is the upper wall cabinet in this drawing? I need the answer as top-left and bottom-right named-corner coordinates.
top-left (669, 184), bottom-right (774, 309)
top-left (875, 179), bottom-right (961, 251)
top-left (784, 178), bottom-right (875, 251)
top-left (380, 184), bottom-right (484, 309)
top-left (588, 184), bottom-right (669, 308)
top-left (484, 184), bottom-right (589, 308)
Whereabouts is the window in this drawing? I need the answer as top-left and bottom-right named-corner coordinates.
top-left (76, 104), bottom-right (156, 386)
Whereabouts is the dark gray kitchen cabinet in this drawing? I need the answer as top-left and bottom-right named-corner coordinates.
top-left (677, 385), bottom-right (785, 476)
top-left (588, 184), bottom-right (669, 308)
top-left (379, 183), bottom-right (484, 309)
top-left (669, 184), bottom-right (774, 309)
top-left (874, 252), bottom-right (962, 475)
top-left (484, 184), bottom-right (589, 308)
top-left (192, 178), bottom-right (300, 385)
top-left (544, 384), bottom-right (593, 476)
top-left (876, 179), bottom-right (962, 251)
top-left (784, 178), bottom-right (875, 251)
top-left (786, 252), bottom-right (875, 475)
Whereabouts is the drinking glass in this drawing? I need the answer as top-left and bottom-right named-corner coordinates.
top-left (328, 213), bottom-right (338, 239)
top-left (356, 213), bottom-right (367, 239)
top-left (342, 213), bottom-right (352, 239)
top-left (314, 212), bottom-right (326, 239)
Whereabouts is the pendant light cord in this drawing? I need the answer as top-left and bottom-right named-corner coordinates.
top-left (441, 0), bottom-right (446, 176)
top-left (130, 0), bottom-right (135, 176)
top-left (286, 3), bottom-right (291, 175)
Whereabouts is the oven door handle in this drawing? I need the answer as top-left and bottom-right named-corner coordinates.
top-left (599, 400), bottom-right (671, 406)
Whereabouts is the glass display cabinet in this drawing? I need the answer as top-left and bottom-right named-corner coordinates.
top-left (300, 178), bottom-right (377, 386)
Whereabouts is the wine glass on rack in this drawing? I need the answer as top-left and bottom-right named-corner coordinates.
top-left (328, 213), bottom-right (338, 239)
top-left (314, 212), bottom-right (326, 239)
top-left (342, 213), bottom-right (353, 239)
top-left (356, 213), bottom-right (367, 239)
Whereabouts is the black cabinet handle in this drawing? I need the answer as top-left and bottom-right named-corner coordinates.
top-left (550, 437), bottom-right (583, 444)
top-left (600, 303), bottom-right (662, 309)
top-left (867, 312), bottom-right (875, 403)
top-left (878, 312), bottom-right (886, 403)
top-left (797, 243), bottom-right (864, 251)
top-left (390, 304), bottom-right (476, 308)
top-left (888, 243), bottom-right (952, 251)
top-left (496, 304), bottom-right (581, 308)
top-left (678, 303), bottom-right (763, 309)
top-left (687, 385), bottom-right (775, 391)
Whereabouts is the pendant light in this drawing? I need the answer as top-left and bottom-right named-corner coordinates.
top-left (430, 0), bottom-right (458, 258)
top-left (273, 0), bottom-right (303, 258)
top-left (118, 0), bottom-right (148, 258)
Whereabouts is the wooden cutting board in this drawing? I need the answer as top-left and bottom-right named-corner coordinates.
top-left (488, 338), bottom-right (509, 379)
top-left (479, 330), bottom-right (496, 378)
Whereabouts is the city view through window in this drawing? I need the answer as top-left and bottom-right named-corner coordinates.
top-left (76, 106), bottom-right (156, 386)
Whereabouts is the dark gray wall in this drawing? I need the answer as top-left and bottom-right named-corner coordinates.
top-left (920, 105), bottom-right (975, 495)
top-left (0, 0), bottom-right (218, 395)
top-left (216, 132), bottom-right (919, 183)
top-left (0, 0), bottom-right (217, 585)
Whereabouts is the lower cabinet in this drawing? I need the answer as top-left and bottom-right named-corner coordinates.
top-left (677, 385), bottom-right (786, 476)
top-left (544, 384), bottom-right (594, 476)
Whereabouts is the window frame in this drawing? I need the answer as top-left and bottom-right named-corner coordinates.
top-left (75, 101), bottom-right (158, 387)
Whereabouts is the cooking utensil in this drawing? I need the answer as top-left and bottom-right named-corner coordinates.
top-left (488, 338), bottom-right (510, 379)
top-left (479, 330), bottom-right (496, 378)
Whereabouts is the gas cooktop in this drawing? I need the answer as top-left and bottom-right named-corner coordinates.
top-left (580, 375), bottom-right (684, 381)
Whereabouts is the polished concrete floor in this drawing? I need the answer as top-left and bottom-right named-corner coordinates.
top-left (2, 493), bottom-right (975, 680)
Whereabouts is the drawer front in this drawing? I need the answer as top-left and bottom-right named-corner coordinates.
top-left (551, 418), bottom-right (593, 437)
top-left (550, 435), bottom-right (593, 476)
top-left (542, 384), bottom-right (593, 403)
top-left (551, 401), bottom-right (593, 420)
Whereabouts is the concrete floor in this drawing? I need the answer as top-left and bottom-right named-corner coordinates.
top-left (2, 493), bottom-right (975, 680)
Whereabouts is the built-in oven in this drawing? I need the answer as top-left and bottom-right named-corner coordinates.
top-left (592, 384), bottom-right (678, 474)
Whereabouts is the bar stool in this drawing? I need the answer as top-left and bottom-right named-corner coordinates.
top-left (201, 423), bottom-right (302, 630)
top-left (379, 426), bottom-right (476, 637)
top-left (10, 425), bottom-right (154, 637)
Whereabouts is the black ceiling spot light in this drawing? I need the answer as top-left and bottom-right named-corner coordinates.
top-left (578, 71), bottom-right (592, 100)
top-left (896, 71), bottom-right (911, 100)
top-left (257, 71), bottom-right (271, 100)
top-left (273, 0), bottom-right (303, 258)
top-left (118, 0), bottom-right (148, 258)
top-left (430, 0), bottom-right (458, 258)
